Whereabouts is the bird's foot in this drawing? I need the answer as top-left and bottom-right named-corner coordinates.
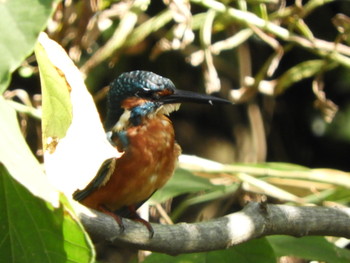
top-left (98, 205), bottom-right (125, 234)
top-left (98, 205), bottom-right (154, 238)
top-left (127, 205), bottom-right (154, 238)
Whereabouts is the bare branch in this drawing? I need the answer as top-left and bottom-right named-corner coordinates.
top-left (75, 202), bottom-right (350, 255)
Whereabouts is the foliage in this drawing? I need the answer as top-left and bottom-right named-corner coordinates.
top-left (1, 0), bottom-right (350, 262)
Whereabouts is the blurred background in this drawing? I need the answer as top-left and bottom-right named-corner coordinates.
top-left (4, 0), bottom-right (350, 262)
top-left (8, 0), bottom-right (350, 170)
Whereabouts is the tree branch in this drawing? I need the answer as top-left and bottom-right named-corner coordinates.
top-left (75, 202), bottom-right (350, 255)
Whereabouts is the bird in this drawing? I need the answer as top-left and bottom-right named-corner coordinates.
top-left (73, 70), bottom-right (231, 237)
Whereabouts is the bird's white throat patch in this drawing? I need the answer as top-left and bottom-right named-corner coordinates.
top-left (157, 103), bottom-right (181, 116)
top-left (112, 110), bottom-right (131, 132)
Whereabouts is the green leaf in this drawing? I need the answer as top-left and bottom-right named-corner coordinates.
top-left (35, 33), bottom-right (119, 197)
top-left (275, 60), bottom-right (335, 95)
top-left (323, 187), bottom-right (350, 204)
top-left (151, 169), bottom-right (217, 203)
top-left (144, 253), bottom-right (205, 263)
top-left (170, 183), bottom-right (239, 221)
top-left (35, 38), bottom-right (73, 148)
top-left (206, 238), bottom-right (275, 263)
top-left (0, 96), bottom-right (54, 202)
top-left (0, 95), bottom-right (94, 262)
top-left (0, 165), bottom-right (94, 263)
top-left (268, 236), bottom-right (350, 263)
top-left (143, 238), bottom-right (276, 263)
top-left (0, 0), bottom-right (57, 93)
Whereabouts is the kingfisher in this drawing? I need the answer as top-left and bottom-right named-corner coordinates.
top-left (73, 70), bottom-right (231, 236)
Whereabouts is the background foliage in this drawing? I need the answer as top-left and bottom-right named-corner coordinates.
top-left (1, 0), bottom-right (350, 262)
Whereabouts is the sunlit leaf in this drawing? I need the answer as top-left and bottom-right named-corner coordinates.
top-left (0, 96), bottom-right (56, 203)
top-left (294, 18), bottom-right (314, 39)
top-left (0, 0), bottom-right (57, 93)
top-left (181, 158), bottom-right (350, 189)
top-left (238, 173), bottom-right (302, 202)
top-left (35, 37), bottom-right (73, 147)
top-left (321, 187), bottom-right (350, 204)
top-left (275, 60), bottom-right (336, 95)
top-left (35, 33), bottom-right (120, 197)
top-left (0, 95), bottom-right (94, 262)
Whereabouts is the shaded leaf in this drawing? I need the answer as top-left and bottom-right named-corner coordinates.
top-left (268, 236), bottom-right (350, 263)
top-left (151, 168), bottom-right (218, 203)
top-left (207, 238), bottom-right (275, 263)
top-left (143, 238), bottom-right (276, 263)
top-left (144, 253), bottom-right (205, 263)
top-left (0, 166), bottom-right (94, 263)
top-left (170, 183), bottom-right (239, 221)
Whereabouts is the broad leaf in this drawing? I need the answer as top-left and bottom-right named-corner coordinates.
top-left (0, 96), bottom-right (55, 202)
top-left (35, 33), bottom-right (120, 196)
top-left (206, 238), bottom-right (275, 263)
top-left (143, 238), bottom-right (276, 263)
top-left (0, 0), bottom-right (57, 93)
top-left (0, 166), bottom-right (94, 263)
top-left (268, 236), bottom-right (350, 263)
top-left (36, 38), bottom-right (73, 146)
top-left (0, 96), bottom-right (93, 262)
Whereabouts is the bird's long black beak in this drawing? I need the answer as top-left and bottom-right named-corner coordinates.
top-left (160, 89), bottom-right (232, 105)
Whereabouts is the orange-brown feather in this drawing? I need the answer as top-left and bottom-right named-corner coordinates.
top-left (121, 97), bottom-right (148, 109)
top-left (80, 115), bottom-right (181, 211)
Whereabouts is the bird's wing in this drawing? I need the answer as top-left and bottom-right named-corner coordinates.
top-left (73, 158), bottom-right (116, 201)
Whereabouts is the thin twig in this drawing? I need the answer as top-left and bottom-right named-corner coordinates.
top-left (191, 0), bottom-right (350, 67)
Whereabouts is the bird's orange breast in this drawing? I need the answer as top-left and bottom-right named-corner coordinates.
top-left (81, 115), bottom-right (181, 211)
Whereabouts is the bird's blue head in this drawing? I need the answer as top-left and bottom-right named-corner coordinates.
top-left (105, 70), bottom-right (230, 132)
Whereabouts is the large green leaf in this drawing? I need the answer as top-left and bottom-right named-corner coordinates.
top-left (0, 82), bottom-right (94, 262)
top-left (268, 236), bottom-right (350, 263)
top-left (35, 35), bottom-right (73, 147)
top-left (143, 238), bottom-right (276, 263)
top-left (0, 96), bottom-right (54, 202)
top-left (0, 0), bottom-right (57, 93)
top-left (0, 165), bottom-right (94, 263)
top-left (35, 33), bottom-right (120, 196)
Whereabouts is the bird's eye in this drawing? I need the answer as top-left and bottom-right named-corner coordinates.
top-left (136, 89), bottom-right (161, 100)
top-left (151, 92), bottom-right (161, 100)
